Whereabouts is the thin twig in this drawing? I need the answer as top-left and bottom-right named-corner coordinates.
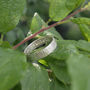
top-left (13, 8), bottom-right (85, 49)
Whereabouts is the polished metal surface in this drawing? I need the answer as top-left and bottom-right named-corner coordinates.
top-left (24, 36), bottom-right (57, 61)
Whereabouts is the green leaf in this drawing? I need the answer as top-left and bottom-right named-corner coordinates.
top-left (78, 24), bottom-right (90, 41)
top-left (0, 41), bottom-right (12, 48)
top-left (76, 40), bottom-right (90, 52)
top-left (66, 0), bottom-right (85, 10)
top-left (21, 63), bottom-right (50, 90)
top-left (0, 0), bottom-right (26, 33)
top-left (71, 18), bottom-right (90, 41)
top-left (45, 40), bottom-right (78, 60)
top-left (67, 54), bottom-right (90, 90)
top-left (45, 40), bottom-right (90, 60)
top-left (49, 0), bottom-right (84, 21)
top-left (71, 17), bottom-right (90, 25)
top-left (30, 13), bottom-right (63, 40)
top-left (48, 60), bottom-right (71, 85)
top-left (79, 50), bottom-right (90, 57)
top-left (50, 79), bottom-right (70, 90)
top-left (39, 59), bottom-right (48, 66)
top-left (0, 47), bottom-right (27, 90)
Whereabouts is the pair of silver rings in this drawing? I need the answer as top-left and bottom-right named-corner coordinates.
top-left (24, 36), bottom-right (57, 61)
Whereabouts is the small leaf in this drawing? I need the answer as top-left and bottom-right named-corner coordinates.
top-left (49, 0), bottom-right (85, 21)
top-left (0, 47), bottom-right (27, 90)
top-left (30, 13), bottom-right (63, 40)
top-left (39, 59), bottom-right (48, 66)
top-left (21, 63), bottom-right (50, 90)
top-left (71, 17), bottom-right (90, 25)
top-left (67, 54), bottom-right (90, 90)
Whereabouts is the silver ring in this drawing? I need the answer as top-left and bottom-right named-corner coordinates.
top-left (24, 36), bottom-right (57, 61)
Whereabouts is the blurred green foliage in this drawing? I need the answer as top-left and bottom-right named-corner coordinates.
top-left (0, 0), bottom-right (90, 89)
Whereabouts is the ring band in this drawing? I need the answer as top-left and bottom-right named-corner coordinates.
top-left (24, 36), bottom-right (57, 61)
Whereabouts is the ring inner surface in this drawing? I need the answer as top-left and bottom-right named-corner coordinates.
top-left (30, 36), bottom-right (52, 54)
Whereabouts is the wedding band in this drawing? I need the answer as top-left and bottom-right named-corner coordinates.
top-left (24, 36), bottom-right (57, 61)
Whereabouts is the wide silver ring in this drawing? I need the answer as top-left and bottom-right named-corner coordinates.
top-left (24, 36), bottom-right (57, 61)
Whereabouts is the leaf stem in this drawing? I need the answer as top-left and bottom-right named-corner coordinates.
top-left (13, 8), bottom-right (86, 49)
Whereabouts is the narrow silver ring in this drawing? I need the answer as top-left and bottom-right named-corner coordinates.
top-left (24, 36), bottom-right (57, 61)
